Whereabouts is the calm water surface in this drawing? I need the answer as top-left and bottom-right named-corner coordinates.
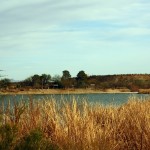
top-left (0, 93), bottom-right (150, 106)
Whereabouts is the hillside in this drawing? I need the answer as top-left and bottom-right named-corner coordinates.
top-left (88, 74), bottom-right (150, 91)
top-left (0, 74), bottom-right (150, 93)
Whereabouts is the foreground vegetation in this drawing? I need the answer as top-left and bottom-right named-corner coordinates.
top-left (0, 97), bottom-right (150, 150)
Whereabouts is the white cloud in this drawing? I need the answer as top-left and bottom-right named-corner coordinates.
top-left (0, 0), bottom-right (150, 79)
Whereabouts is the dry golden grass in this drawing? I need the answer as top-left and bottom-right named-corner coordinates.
top-left (0, 97), bottom-right (150, 150)
top-left (0, 88), bottom-right (134, 95)
top-left (139, 89), bottom-right (150, 94)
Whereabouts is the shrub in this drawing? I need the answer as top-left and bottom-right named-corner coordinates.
top-left (0, 124), bottom-right (18, 150)
top-left (15, 129), bottom-right (59, 150)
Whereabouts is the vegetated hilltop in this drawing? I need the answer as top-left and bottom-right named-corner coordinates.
top-left (0, 71), bottom-right (150, 93)
top-left (88, 74), bottom-right (150, 91)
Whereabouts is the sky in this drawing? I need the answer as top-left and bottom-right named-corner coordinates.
top-left (0, 0), bottom-right (150, 80)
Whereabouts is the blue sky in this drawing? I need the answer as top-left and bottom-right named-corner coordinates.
top-left (0, 0), bottom-right (150, 80)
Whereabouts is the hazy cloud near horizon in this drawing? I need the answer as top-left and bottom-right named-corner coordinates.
top-left (0, 0), bottom-right (150, 80)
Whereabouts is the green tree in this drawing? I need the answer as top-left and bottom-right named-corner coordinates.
top-left (32, 75), bottom-right (41, 89)
top-left (61, 70), bottom-right (71, 88)
top-left (40, 74), bottom-right (51, 89)
top-left (76, 71), bottom-right (88, 88)
top-left (62, 70), bottom-right (71, 80)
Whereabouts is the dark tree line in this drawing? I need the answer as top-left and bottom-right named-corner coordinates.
top-left (20, 70), bottom-right (88, 89)
top-left (0, 70), bottom-right (150, 91)
top-left (22, 74), bottom-right (51, 89)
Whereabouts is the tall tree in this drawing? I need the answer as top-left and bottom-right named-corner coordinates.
top-left (76, 70), bottom-right (88, 88)
top-left (61, 70), bottom-right (71, 88)
top-left (40, 74), bottom-right (51, 89)
top-left (32, 74), bottom-right (41, 89)
top-left (62, 70), bottom-right (71, 80)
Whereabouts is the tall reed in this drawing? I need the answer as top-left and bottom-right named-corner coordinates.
top-left (0, 97), bottom-right (150, 150)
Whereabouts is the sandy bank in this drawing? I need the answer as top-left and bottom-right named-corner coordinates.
top-left (0, 88), bottom-right (138, 95)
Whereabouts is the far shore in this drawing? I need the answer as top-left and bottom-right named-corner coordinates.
top-left (0, 88), bottom-right (140, 95)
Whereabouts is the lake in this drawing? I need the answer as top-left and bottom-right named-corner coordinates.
top-left (0, 93), bottom-right (150, 107)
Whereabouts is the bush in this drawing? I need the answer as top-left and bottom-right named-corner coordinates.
top-left (15, 129), bottom-right (59, 150)
top-left (0, 124), bottom-right (18, 150)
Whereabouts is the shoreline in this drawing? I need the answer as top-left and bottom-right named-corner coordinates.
top-left (0, 89), bottom-right (139, 95)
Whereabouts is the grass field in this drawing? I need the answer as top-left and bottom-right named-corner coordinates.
top-left (0, 97), bottom-right (150, 150)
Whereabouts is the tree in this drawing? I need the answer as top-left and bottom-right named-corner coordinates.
top-left (40, 74), bottom-right (51, 89)
top-left (76, 71), bottom-right (88, 88)
top-left (62, 70), bottom-right (71, 80)
top-left (0, 78), bottom-right (11, 89)
top-left (32, 74), bottom-right (41, 89)
top-left (23, 77), bottom-right (33, 87)
top-left (77, 71), bottom-right (87, 81)
top-left (52, 75), bottom-right (63, 88)
top-left (52, 75), bottom-right (61, 82)
top-left (61, 70), bottom-right (71, 88)
top-left (22, 74), bottom-right (51, 89)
